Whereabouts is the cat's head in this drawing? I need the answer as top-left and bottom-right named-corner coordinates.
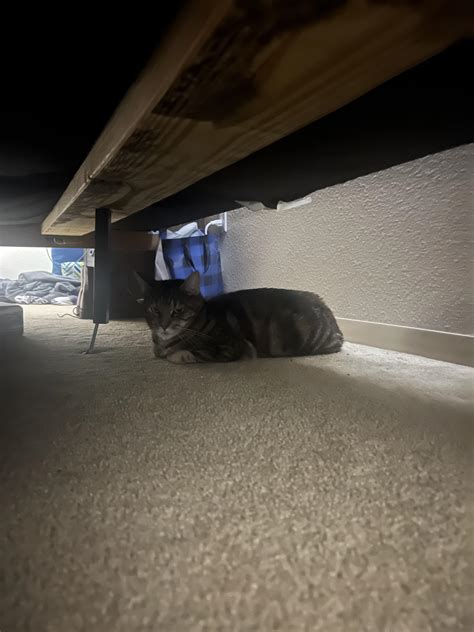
top-left (140, 271), bottom-right (204, 333)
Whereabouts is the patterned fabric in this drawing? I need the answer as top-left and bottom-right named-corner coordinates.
top-left (51, 248), bottom-right (84, 275)
top-left (161, 233), bottom-right (224, 299)
top-left (61, 261), bottom-right (83, 280)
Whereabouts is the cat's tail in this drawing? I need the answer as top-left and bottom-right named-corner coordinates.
top-left (319, 330), bottom-right (344, 354)
top-left (316, 303), bottom-right (344, 354)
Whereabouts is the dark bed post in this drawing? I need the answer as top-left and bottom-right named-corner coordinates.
top-left (85, 207), bottom-right (111, 353)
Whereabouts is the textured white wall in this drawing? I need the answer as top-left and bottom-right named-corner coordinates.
top-left (222, 145), bottom-right (473, 335)
top-left (0, 247), bottom-right (51, 280)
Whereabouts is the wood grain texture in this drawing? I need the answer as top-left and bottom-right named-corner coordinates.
top-left (0, 225), bottom-right (159, 250)
top-left (42, 0), bottom-right (472, 236)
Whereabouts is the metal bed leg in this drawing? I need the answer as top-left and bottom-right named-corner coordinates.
top-left (84, 208), bottom-right (111, 354)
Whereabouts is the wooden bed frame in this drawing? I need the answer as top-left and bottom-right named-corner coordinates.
top-left (41, 0), bottom-right (471, 237)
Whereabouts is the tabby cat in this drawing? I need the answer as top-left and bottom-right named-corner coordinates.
top-left (139, 271), bottom-right (343, 363)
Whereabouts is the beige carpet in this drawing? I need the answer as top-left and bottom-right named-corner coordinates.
top-left (1, 306), bottom-right (472, 632)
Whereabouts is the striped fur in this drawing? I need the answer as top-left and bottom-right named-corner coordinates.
top-left (143, 272), bottom-right (343, 364)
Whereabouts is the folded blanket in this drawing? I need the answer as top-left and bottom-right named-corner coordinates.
top-left (18, 271), bottom-right (81, 286)
top-left (0, 270), bottom-right (80, 305)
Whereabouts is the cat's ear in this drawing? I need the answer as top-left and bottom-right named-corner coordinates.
top-left (128, 270), bottom-right (151, 303)
top-left (181, 271), bottom-right (201, 296)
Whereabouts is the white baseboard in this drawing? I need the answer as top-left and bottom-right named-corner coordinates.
top-left (336, 318), bottom-right (474, 367)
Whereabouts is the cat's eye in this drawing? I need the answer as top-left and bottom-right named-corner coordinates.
top-left (172, 307), bottom-right (183, 316)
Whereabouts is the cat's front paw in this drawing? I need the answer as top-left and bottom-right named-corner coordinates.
top-left (153, 344), bottom-right (166, 359)
top-left (167, 350), bottom-right (197, 364)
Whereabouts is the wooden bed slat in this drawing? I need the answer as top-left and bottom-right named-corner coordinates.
top-left (42, 0), bottom-right (472, 236)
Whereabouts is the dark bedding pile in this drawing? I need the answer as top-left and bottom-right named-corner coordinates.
top-left (0, 271), bottom-right (80, 305)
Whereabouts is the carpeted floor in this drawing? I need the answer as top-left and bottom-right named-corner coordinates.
top-left (1, 306), bottom-right (472, 632)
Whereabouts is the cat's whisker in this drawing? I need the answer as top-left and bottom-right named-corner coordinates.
top-left (173, 330), bottom-right (201, 351)
top-left (173, 324), bottom-right (214, 340)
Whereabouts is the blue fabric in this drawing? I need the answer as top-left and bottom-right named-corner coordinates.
top-left (161, 233), bottom-right (224, 299)
top-left (51, 248), bottom-right (84, 275)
